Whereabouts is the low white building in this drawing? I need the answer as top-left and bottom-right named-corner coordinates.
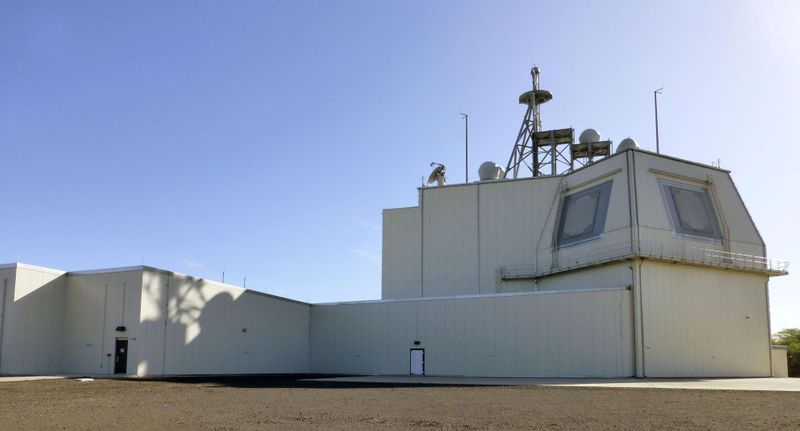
top-left (0, 147), bottom-right (788, 378)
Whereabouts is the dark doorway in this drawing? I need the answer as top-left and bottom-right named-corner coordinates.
top-left (114, 339), bottom-right (128, 374)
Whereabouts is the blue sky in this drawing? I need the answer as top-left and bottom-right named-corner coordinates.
top-left (2, 1), bottom-right (798, 330)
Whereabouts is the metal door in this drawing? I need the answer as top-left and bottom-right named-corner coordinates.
top-left (114, 339), bottom-right (128, 374)
top-left (410, 348), bottom-right (425, 375)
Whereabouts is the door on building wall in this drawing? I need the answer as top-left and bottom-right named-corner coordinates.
top-left (114, 339), bottom-right (128, 374)
top-left (410, 349), bottom-right (425, 375)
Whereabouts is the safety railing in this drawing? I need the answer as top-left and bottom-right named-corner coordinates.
top-left (500, 240), bottom-right (789, 280)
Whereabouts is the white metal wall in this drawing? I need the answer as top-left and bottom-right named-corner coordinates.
top-left (61, 269), bottom-right (143, 375)
top-left (535, 154), bottom-right (632, 272)
top-left (0, 266), bottom-right (14, 374)
top-left (311, 288), bottom-right (634, 377)
top-left (632, 151), bottom-right (765, 257)
top-left (771, 346), bottom-right (788, 378)
top-left (139, 269), bottom-right (311, 376)
top-left (0, 264), bottom-right (65, 375)
top-left (537, 262), bottom-right (632, 292)
top-left (382, 207), bottom-right (421, 299)
top-left (385, 155), bottom-right (636, 299)
top-left (420, 185), bottom-right (481, 297)
top-left (477, 177), bottom-right (561, 293)
top-left (383, 151), bottom-right (768, 301)
top-left (639, 261), bottom-right (771, 377)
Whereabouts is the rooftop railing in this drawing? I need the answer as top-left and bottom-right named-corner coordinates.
top-left (500, 240), bottom-right (789, 280)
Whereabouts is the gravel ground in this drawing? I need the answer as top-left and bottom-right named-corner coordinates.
top-left (0, 376), bottom-right (799, 430)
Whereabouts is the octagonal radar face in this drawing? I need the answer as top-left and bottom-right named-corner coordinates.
top-left (579, 128), bottom-right (601, 144)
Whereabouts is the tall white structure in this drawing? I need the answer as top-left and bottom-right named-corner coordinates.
top-left (0, 70), bottom-right (788, 378)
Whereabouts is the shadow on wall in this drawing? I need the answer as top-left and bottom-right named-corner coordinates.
top-left (137, 277), bottom-right (236, 376)
top-left (137, 273), bottom-right (309, 377)
top-left (1, 268), bottom-right (307, 377)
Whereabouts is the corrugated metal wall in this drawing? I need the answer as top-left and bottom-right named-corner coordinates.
top-left (639, 261), bottom-right (771, 377)
top-left (311, 288), bottom-right (634, 377)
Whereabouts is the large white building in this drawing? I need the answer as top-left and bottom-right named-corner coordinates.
top-left (0, 71), bottom-right (789, 378)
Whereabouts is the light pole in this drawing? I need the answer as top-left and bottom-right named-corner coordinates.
top-left (654, 88), bottom-right (663, 154)
top-left (460, 113), bottom-right (469, 182)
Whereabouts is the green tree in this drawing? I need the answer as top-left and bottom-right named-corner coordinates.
top-left (772, 329), bottom-right (800, 377)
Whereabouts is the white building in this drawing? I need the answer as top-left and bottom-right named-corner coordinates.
top-left (0, 148), bottom-right (787, 378)
top-left (0, 71), bottom-right (788, 378)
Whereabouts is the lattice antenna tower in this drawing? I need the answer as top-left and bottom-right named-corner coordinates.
top-left (505, 67), bottom-right (574, 178)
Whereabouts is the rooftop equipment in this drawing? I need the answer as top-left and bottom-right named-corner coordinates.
top-left (616, 137), bottom-right (640, 153)
top-left (570, 128), bottom-right (612, 169)
top-left (478, 161), bottom-right (505, 181)
top-left (427, 163), bottom-right (446, 187)
top-left (504, 67), bottom-right (615, 178)
top-left (505, 67), bottom-right (574, 178)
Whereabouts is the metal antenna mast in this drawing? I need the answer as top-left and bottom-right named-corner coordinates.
top-left (460, 113), bottom-right (469, 183)
top-left (654, 87), bottom-right (663, 154)
top-left (505, 67), bottom-right (573, 178)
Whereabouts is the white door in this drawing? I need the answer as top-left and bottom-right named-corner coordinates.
top-left (410, 349), bottom-right (424, 375)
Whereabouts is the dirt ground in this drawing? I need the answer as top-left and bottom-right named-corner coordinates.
top-left (1, 376), bottom-right (799, 430)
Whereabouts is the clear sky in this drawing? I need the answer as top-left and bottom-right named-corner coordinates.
top-left (2, 1), bottom-right (797, 331)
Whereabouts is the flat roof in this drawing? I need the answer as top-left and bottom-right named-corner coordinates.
top-left (0, 262), bottom-right (66, 275)
top-left (415, 148), bottom-right (730, 192)
top-left (313, 286), bottom-right (629, 307)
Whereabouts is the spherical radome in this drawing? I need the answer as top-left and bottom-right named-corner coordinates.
top-left (616, 137), bottom-right (640, 153)
top-left (579, 128), bottom-right (601, 144)
top-left (478, 161), bottom-right (505, 181)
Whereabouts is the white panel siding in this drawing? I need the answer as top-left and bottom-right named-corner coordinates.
top-left (406, 155), bottom-right (634, 299)
top-left (0, 265), bottom-right (65, 375)
top-left (640, 261), bottom-right (771, 377)
top-left (140, 269), bottom-right (311, 376)
top-left (137, 270), bottom-right (168, 376)
top-left (535, 261), bottom-right (633, 292)
top-left (382, 207), bottom-right (421, 299)
top-left (0, 267), bottom-right (14, 374)
top-left (386, 151), bottom-right (769, 302)
top-left (310, 289), bottom-right (635, 377)
top-left (477, 178), bottom-right (561, 293)
top-left (771, 346), bottom-right (788, 377)
top-left (537, 155), bottom-right (631, 272)
top-left (421, 186), bottom-right (480, 297)
top-left (62, 270), bottom-right (143, 375)
top-left (633, 151), bottom-right (764, 257)
top-left (0, 268), bottom-right (12, 373)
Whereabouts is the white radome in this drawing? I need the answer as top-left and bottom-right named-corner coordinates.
top-left (616, 137), bottom-right (639, 153)
top-left (579, 128), bottom-right (601, 144)
top-left (478, 161), bottom-right (505, 181)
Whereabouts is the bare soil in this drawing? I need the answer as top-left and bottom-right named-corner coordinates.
top-left (0, 376), bottom-right (798, 430)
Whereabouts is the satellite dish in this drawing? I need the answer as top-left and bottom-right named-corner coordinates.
top-left (427, 163), bottom-right (446, 187)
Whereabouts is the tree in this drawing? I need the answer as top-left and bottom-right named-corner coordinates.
top-left (772, 329), bottom-right (800, 377)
